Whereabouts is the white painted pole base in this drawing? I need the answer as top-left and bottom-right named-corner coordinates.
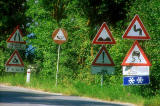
top-left (26, 69), bottom-right (31, 83)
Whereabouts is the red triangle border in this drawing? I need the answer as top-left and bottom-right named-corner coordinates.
top-left (92, 45), bottom-right (115, 66)
top-left (121, 40), bottom-right (151, 66)
top-left (92, 22), bottom-right (116, 44)
top-left (5, 50), bottom-right (24, 67)
top-left (122, 14), bottom-right (150, 40)
top-left (7, 25), bottom-right (26, 44)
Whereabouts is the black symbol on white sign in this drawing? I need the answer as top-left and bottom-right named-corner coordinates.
top-left (57, 36), bottom-right (64, 40)
top-left (133, 25), bottom-right (142, 36)
top-left (132, 50), bottom-right (141, 62)
top-left (13, 57), bottom-right (18, 63)
top-left (98, 37), bottom-right (111, 41)
top-left (14, 31), bottom-right (21, 41)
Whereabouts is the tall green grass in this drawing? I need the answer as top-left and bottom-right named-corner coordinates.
top-left (0, 73), bottom-right (160, 106)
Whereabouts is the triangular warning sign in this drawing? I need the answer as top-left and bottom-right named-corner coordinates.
top-left (92, 46), bottom-right (115, 66)
top-left (5, 50), bottom-right (24, 67)
top-left (121, 40), bottom-right (151, 66)
top-left (52, 28), bottom-right (68, 45)
top-left (7, 25), bottom-right (26, 44)
top-left (123, 15), bottom-right (150, 40)
top-left (54, 29), bottom-right (66, 41)
top-left (92, 22), bottom-right (116, 44)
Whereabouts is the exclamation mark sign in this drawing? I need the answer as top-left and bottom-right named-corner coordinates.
top-left (102, 51), bottom-right (104, 63)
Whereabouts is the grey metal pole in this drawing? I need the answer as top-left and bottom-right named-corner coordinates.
top-left (101, 74), bottom-right (104, 87)
top-left (55, 45), bottom-right (61, 87)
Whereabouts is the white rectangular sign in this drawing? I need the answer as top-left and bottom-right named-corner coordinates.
top-left (123, 66), bottom-right (149, 75)
top-left (5, 66), bottom-right (24, 72)
top-left (7, 43), bottom-right (26, 50)
top-left (91, 66), bottom-right (115, 74)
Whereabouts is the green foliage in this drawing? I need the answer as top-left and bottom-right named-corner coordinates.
top-left (0, 0), bottom-right (27, 40)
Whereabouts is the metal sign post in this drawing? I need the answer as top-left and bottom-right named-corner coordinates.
top-left (101, 74), bottom-right (104, 87)
top-left (55, 45), bottom-right (61, 87)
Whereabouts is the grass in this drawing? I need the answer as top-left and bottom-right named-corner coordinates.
top-left (0, 73), bottom-right (160, 106)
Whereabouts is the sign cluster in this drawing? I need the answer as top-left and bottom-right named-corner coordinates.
top-left (5, 26), bottom-right (25, 72)
top-left (121, 15), bottom-right (151, 85)
top-left (4, 14), bottom-right (151, 87)
top-left (91, 22), bottom-right (116, 75)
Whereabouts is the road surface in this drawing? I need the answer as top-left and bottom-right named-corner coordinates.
top-left (0, 85), bottom-right (135, 106)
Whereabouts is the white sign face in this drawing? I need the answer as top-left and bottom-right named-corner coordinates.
top-left (5, 66), bottom-right (24, 72)
top-left (123, 66), bottom-right (149, 75)
top-left (127, 20), bottom-right (146, 37)
top-left (95, 50), bottom-right (111, 64)
top-left (8, 53), bottom-right (21, 65)
top-left (9, 29), bottom-right (25, 42)
top-left (96, 28), bottom-right (112, 42)
top-left (7, 43), bottom-right (26, 50)
top-left (54, 29), bottom-right (66, 41)
top-left (91, 66), bottom-right (115, 74)
top-left (126, 45), bottom-right (146, 64)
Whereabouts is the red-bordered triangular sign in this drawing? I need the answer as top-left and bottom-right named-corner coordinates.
top-left (5, 50), bottom-right (24, 67)
top-left (121, 40), bottom-right (151, 66)
top-left (122, 15), bottom-right (150, 40)
top-left (92, 45), bottom-right (115, 66)
top-left (92, 22), bottom-right (116, 44)
top-left (7, 25), bottom-right (26, 44)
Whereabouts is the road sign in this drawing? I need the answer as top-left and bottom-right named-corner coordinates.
top-left (122, 14), bottom-right (150, 40)
top-left (52, 28), bottom-right (68, 45)
top-left (5, 50), bottom-right (24, 72)
top-left (7, 25), bottom-right (26, 50)
top-left (5, 66), bottom-right (24, 72)
top-left (123, 76), bottom-right (150, 85)
top-left (92, 45), bottom-right (115, 66)
top-left (92, 22), bottom-right (116, 44)
top-left (91, 66), bottom-right (115, 74)
top-left (123, 66), bottom-right (149, 75)
top-left (121, 40), bottom-right (151, 66)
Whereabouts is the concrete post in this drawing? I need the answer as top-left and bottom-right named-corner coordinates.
top-left (26, 68), bottom-right (31, 83)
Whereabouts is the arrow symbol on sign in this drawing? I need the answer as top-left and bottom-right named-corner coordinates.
top-left (133, 25), bottom-right (142, 36)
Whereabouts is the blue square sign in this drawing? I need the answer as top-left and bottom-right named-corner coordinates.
top-left (123, 76), bottom-right (150, 85)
